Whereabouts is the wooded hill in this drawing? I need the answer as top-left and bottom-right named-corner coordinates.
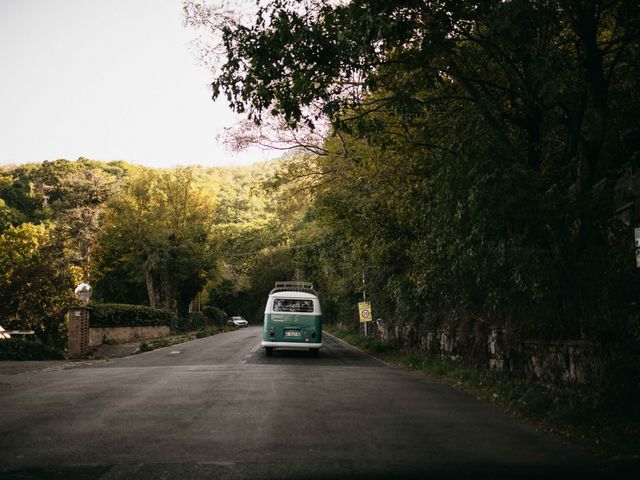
top-left (193, 0), bottom-right (639, 408)
top-left (2, 0), bottom-right (640, 415)
top-left (0, 158), bottom-right (288, 346)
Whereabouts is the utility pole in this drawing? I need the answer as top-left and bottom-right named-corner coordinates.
top-left (362, 271), bottom-right (368, 337)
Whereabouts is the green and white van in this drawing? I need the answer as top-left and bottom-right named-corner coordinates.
top-left (262, 281), bottom-right (322, 356)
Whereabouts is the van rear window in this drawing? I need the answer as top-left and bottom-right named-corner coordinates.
top-left (273, 298), bottom-right (314, 313)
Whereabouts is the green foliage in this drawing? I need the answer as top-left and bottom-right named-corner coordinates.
top-left (333, 328), bottom-right (399, 355)
top-left (204, 163), bottom-right (306, 320)
top-left (199, 0), bottom-right (640, 402)
top-left (0, 164), bottom-right (42, 223)
top-left (138, 338), bottom-right (172, 353)
top-left (0, 198), bottom-right (26, 233)
top-left (177, 312), bottom-right (207, 332)
top-left (0, 222), bottom-right (48, 278)
top-left (196, 326), bottom-right (222, 338)
top-left (93, 168), bottom-right (218, 316)
top-left (0, 222), bottom-right (74, 347)
top-left (1, 158), bottom-right (281, 351)
top-left (202, 305), bottom-right (227, 326)
top-left (47, 168), bottom-right (119, 279)
top-left (0, 338), bottom-right (64, 361)
top-left (0, 159), bottom-right (142, 349)
top-left (90, 304), bottom-right (176, 328)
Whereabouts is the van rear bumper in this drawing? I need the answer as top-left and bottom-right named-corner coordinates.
top-left (262, 341), bottom-right (322, 349)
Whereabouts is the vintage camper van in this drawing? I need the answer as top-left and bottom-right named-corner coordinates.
top-left (262, 281), bottom-right (322, 356)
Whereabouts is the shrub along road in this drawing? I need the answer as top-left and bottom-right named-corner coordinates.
top-left (0, 326), bottom-right (625, 479)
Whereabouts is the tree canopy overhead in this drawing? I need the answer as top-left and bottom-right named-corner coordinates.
top-left (199, 0), bottom-right (640, 397)
top-left (212, 1), bottom-right (638, 135)
top-left (209, 0), bottom-right (640, 201)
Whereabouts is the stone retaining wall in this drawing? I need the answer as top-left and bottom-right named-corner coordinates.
top-left (89, 326), bottom-right (171, 347)
top-left (522, 339), bottom-right (602, 385)
top-left (369, 320), bottom-right (603, 386)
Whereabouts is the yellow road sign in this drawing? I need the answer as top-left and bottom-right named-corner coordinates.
top-left (358, 301), bottom-right (372, 323)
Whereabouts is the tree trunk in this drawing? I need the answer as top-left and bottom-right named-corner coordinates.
top-left (145, 265), bottom-right (157, 308)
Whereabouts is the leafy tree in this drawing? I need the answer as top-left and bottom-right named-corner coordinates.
top-left (0, 198), bottom-right (26, 233)
top-left (0, 223), bottom-right (74, 347)
top-left (94, 168), bottom-right (218, 317)
top-left (47, 168), bottom-right (119, 280)
top-left (199, 0), bottom-right (640, 402)
top-left (206, 0), bottom-right (640, 323)
top-left (0, 165), bottom-right (42, 223)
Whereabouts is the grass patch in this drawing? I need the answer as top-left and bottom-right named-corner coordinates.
top-left (328, 325), bottom-right (640, 459)
top-left (136, 325), bottom-right (230, 353)
top-left (196, 326), bottom-right (224, 338)
top-left (137, 338), bottom-right (171, 353)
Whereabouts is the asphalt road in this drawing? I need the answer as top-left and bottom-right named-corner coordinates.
top-left (0, 327), bottom-right (622, 479)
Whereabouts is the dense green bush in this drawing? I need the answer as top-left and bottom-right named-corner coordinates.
top-left (202, 0), bottom-right (640, 406)
top-left (137, 338), bottom-right (171, 353)
top-left (177, 311), bottom-right (207, 331)
top-left (202, 306), bottom-right (227, 326)
top-left (90, 303), bottom-right (176, 328)
top-left (189, 312), bottom-right (206, 330)
top-left (0, 338), bottom-right (64, 360)
top-left (196, 326), bottom-right (222, 338)
top-left (332, 327), bottom-right (399, 355)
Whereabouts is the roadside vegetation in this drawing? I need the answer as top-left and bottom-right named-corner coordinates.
top-left (188, 0), bottom-right (640, 428)
top-left (0, 158), bottom-right (280, 357)
top-left (123, 326), bottom-right (233, 354)
top-left (0, 338), bottom-right (64, 361)
top-left (2, 0), bottom-right (639, 453)
top-left (329, 326), bottom-right (639, 460)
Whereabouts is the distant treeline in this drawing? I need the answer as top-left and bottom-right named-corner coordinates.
top-left (0, 157), bottom-right (282, 347)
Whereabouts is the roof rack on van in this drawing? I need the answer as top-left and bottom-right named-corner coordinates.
top-left (270, 281), bottom-right (318, 296)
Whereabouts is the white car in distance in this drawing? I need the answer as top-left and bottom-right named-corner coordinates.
top-left (227, 316), bottom-right (248, 328)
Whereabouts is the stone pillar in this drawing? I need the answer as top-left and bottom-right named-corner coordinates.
top-left (68, 307), bottom-right (90, 358)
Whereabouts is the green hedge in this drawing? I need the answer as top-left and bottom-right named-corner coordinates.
top-left (0, 338), bottom-right (64, 360)
top-left (202, 306), bottom-right (227, 326)
top-left (177, 312), bottom-right (206, 331)
top-left (90, 303), bottom-right (176, 328)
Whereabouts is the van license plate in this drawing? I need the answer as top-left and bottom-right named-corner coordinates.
top-left (284, 330), bottom-right (301, 337)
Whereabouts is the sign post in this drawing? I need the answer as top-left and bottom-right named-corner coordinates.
top-left (359, 301), bottom-right (372, 336)
top-left (359, 271), bottom-right (373, 336)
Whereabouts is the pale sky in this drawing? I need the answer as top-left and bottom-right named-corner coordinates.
top-left (0, 0), bottom-right (279, 168)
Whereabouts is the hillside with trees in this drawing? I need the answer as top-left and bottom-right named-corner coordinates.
top-left (2, 0), bottom-right (639, 436)
top-left (184, 0), bottom-right (640, 411)
top-left (0, 158), bottom-right (288, 347)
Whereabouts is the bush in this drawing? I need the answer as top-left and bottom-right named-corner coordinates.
top-left (137, 338), bottom-right (171, 353)
top-left (176, 311), bottom-right (208, 331)
top-left (202, 305), bottom-right (227, 326)
top-left (196, 326), bottom-right (222, 338)
top-left (90, 303), bottom-right (176, 328)
top-left (0, 338), bottom-right (64, 360)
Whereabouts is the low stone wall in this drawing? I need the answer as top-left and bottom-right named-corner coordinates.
top-left (89, 326), bottom-right (170, 347)
top-left (370, 320), bottom-right (603, 386)
top-left (522, 339), bottom-right (602, 385)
